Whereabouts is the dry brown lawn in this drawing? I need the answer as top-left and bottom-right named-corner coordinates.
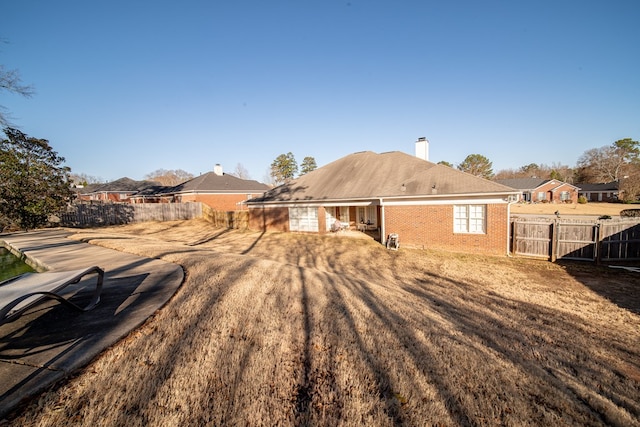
top-left (5, 219), bottom-right (640, 426)
top-left (511, 202), bottom-right (634, 217)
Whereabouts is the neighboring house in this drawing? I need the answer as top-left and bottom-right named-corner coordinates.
top-left (576, 182), bottom-right (619, 202)
top-left (132, 164), bottom-right (271, 211)
top-left (244, 143), bottom-right (520, 256)
top-left (76, 177), bottom-right (161, 203)
top-left (496, 178), bottom-right (580, 203)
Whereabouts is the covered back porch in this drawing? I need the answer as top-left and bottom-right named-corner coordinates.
top-left (324, 202), bottom-right (382, 238)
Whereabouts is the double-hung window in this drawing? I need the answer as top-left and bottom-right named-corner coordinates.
top-left (453, 205), bottom-right (486, 234)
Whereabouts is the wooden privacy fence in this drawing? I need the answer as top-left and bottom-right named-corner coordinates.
top-left (201, 204), bottom-right (249, 230)
top-left (60, 202), bottom-right (203, 227)
top-left (511, 217), bottom-right (640, 262)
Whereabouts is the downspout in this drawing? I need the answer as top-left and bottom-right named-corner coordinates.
top-left (379, 198), bottom-right (386, 245)
top-left (506, 197), bottom-right (516, 257)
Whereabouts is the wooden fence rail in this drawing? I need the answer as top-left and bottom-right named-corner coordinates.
top-left (511, 217), bottom-right (640, 263)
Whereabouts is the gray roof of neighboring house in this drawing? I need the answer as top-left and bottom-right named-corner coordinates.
top-left (575, 182), bottom-right (619, 192)
top-left (160, 172), bottom-right (271, 195)
top-left (80, 177), bottom-right (161, 194)
top-left (495, 178), bottom-right (549, 191)
top-left (496, 178), bottom-right (580, 191)
top-left (248, 151), bottom-right (518, 203)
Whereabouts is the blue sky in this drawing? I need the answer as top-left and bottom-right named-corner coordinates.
top-left (2, 1), bottom-right (639, 183)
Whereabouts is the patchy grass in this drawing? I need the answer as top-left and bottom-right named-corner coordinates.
top-left (5, 219), bottom-right (640, 426)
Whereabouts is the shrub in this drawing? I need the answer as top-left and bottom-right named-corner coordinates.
top-left (577, 196), bottom-right (588, 204)
top-left (620, 209), bottom-right (640, 218)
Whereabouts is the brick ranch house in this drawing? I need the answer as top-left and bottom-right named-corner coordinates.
top-left (245, 140), bottom-right (520, 256)
top-left (76, 177), bottom-right (162, 203)
top-left (496, 178), bottom-right (580, 203)
top-left (576, 181), bottom-right (620, 202)
top-left (130, 164), bottom-right (271, 211)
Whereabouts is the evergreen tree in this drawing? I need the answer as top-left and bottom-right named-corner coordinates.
top-left (457, 154), bottom-right (494, 179)
top-left (0, 127), bottom-right (73, 230)
top-left (270, 152), bottom-right (298, 185)
top-left (300, 156), bottom-right (317, 175)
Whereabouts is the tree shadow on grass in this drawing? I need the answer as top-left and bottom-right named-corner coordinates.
top-left (556, 261), bottom-right (640, 315)
top-left (288, 251), bottom-right (640, 425)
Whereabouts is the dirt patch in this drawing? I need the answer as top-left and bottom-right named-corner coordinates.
top-left (5, 219), bottom-right (640, 426)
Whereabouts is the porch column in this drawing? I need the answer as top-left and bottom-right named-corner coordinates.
top-left (379, 198), bottom-right (386, 245)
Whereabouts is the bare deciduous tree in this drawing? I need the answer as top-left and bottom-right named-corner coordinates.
top-left (576, 139), bottom-right (639, 184)
top-left (620, 163), bottom-right (640, 202)
top-left (494, 163), bottom-right (574, 182)
top-left (144, 169), bottom-right (194, 186)
top-left (70, 173), bottom-right (103, 187)
top-left (0, 63), bottom-right (35, 126)
top-left (230, 163), bottom-right (251, 180)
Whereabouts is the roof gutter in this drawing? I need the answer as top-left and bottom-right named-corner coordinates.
top-left (246, 191), bottom-right (520, 207)
top-left (245, 197), bottom-right (380, 207)
top-left (382, 191), bottom-right (521, 201)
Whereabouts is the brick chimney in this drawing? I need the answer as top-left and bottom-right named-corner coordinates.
top-left (214, 164), bottom-right (223, 176)
top-left (415, 137), bottom-right (429, 161)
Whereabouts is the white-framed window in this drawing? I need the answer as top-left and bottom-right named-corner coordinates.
top-left (453, 205), bottom-right (486, 234)
top-left (537, 192), bottom-right (546, 201)
top-left (289, 207), bottom-right (319, 232)
top-left (560, 191), bottom-right (570, 201)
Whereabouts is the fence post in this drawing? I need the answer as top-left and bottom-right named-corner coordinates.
top-left (595, 222), bottom-right (603, 265)
top-left (551, 220), bottom-right (558, 262)
top-left (510, 219), bottom-right (516, 255)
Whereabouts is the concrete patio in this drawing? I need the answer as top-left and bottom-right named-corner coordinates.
top-left (0, 229), bottom-right (183, 417)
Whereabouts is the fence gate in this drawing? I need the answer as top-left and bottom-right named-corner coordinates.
top-left (555, 222), bottom-right (597, 261)
top-left (512, 220), bottom-right (552, 259)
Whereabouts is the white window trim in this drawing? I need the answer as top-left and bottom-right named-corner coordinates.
top-left (453, 204), bottom-right (486, 234)
top-left (289, 206), bottom-right (319, 232)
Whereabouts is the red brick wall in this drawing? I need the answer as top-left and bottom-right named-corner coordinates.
top-left (248, 203), bottom-right (509, 255)
top-left (248, 207), bottom-right (290, 232)
top-left (179, 193), bottom-right (261, 211)
top-left (384, 204), bottom-right (508, 255)
top-left (248, 206), bottom-right (329, 234)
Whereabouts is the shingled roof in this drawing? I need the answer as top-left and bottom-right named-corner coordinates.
top-left (495, 178), bottom-right (549, 191)
top-left (575, 181), bottom-right (618, 192)
top-left (248, 151), bottom-right (517, 203)
top-left (496, 178), bottom-right (580, 191)
top-left (160, 171), bottom-right (270, 195)
top-left (81, 177), bottom-right (161, 194)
